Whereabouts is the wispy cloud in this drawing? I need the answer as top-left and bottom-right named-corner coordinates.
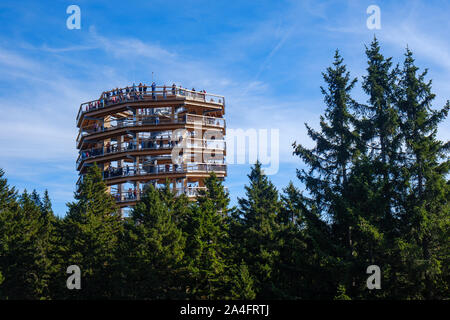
top-left (0, 48), bottom-right (42, 70)
top-left (39, 44), bottom-right (98, 53)
top-left (383, 23), bottom-right (450, 71)
top-left (0, 0), bottom-right (448, 213)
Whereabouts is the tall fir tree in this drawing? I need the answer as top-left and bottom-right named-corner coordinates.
top-left (233, 161), bottom-right (283, 298)
top-left (121, 184), bottom-right (186, 299)
top-left (41, 190), bottom-right (54, 219)
top-left (159, 179), bottom-right (192, 231)
top-left (0, 189), bottom-right (54, 299)
top-left (394, 48), bottom-right (450, 299)
top-left (0, 169), bottom-right (17, 211)
top-left (360, 37), bottom-right (402, 237)
top-left (276, 182), bottom-right (311, 298)
top-left (197, 172), bottom-right (230, 215)
top-left (293, 50), bottom-right (362, 297)
top-left (341, 39), bottom-right (403, 299)
top-left (58, 164), bottom-right (122, 299)
top-left (0, 170), bottom-right (18, 299)
top-left (184, 173), bottom-right (233, 299)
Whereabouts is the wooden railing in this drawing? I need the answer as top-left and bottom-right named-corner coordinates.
top-left (76, 113), bottom-right (225, 146)
top-left (110, 186), bottom-right (228, 202)
top-left (111, 188), bottom-right (195, 202)
top-left (102, 163), bottom-right (226, 180)
top-left (76, 137), bottom-right (226, 168)
top-left (76, 85), bottom-right (225, 122)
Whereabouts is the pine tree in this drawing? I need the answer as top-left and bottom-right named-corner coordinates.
top-left (293, 50), bottom-right (361, 297)
top-left (41, 190), bottom-right (54, 218)
top-left (37, 189), bottom-right (59, 299)
top-left (344, 156), bottom-right (388, 299)
top-left (184, 173), bottom-right (232, 299)
top-left (230, 261), bottom-right (256, 299)
top-left (394, 48), bottom-right (450, 299)
top-left (159, 179), bottom-right (191, 231)
top-left (197, 172), bottom-right (230, 215)
top-left (0, 169), bottom-right (17, 211)
top-left (31, 189), bottom-right (42, 208)
top-left (58, 164), bottom-right (122, 299)
top-left (336, 39), bottom-right (405, 299)
top-left (275, 183), bottom-right (312, 298)
top-left (233, 161), bottom-right (283, 298)
top-left (279, 182), bottom-right (307, 226)
top-left (0, 189), bottom-right (53, 299)
top-left (360, 37), bottom-right (402, 237)
top-left (121, 184), bottom-right (186, 299)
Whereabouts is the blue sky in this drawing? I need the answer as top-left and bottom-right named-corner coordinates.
top-left (0, 0), bottom-right (449, 216)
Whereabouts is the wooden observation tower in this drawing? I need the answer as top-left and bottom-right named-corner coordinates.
top-left (76, 84), bottom-right (226, 210)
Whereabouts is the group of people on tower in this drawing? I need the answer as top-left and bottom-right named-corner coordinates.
top-left (83, 83), bottom-right (221, 113)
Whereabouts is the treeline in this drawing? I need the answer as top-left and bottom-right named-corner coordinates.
top-left (0, 38), bottom-right (448, 300)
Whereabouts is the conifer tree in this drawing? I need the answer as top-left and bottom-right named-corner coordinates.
top-left (275, 183), bottom-right (312, 298)
top-left (233, 161), bottom-right (282, 298)
top-left (31, 189), bottom-right (42, 208)
top-left (293, 50), bottom-right (361, 296)
top-left (184, 173), bottom-right (232, 299)
top-left (230, 261), bottom-right (256, 299)
top-left (41, 190), bottom-right (54, 218)
top-left (395, 48), bottom-right (450, 299)
top-left (121, 184), bottom-right (186, 299)
top-left (59, 164), bottom-right (122, 299)
top-left (360, 37), bottom-right (402, 234)
top-left (0, 175), bottom-right (58, 299)
top-left (341, 39), bottom-right (403, 299)
top-left (0, 169), bottom-right (16, 211)
top-left (0, 189), bottom-right (53, 299)
top-left (279, 182), bottom-right (307, 226)
top-left (197, 172), bottom-right (230, 215)
top-left (159, 179), bottom-right (191, 230)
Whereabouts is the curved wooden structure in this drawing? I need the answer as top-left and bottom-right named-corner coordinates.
top-left (76, 84), bottom-right (226, 208)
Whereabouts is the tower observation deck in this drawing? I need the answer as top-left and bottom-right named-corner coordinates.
top-left (76, 84), bottom-right (226, 209)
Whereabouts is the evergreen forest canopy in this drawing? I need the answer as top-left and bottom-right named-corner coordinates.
top-left (0, 38), bottom-right (448, 300)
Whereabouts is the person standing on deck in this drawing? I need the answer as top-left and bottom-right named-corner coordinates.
top-left (172, 83), bottom-right (176, 95)
top-left (151, 82), bottom-right (156, 100)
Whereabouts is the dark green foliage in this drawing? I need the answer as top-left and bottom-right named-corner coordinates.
top-left (197, 172), bottom-right (230, 215)
top-left (184, 173), bottom-right (233, 299)
top-left (0, 177), bottom-right (55, 299)
top-left (232, 161), bottom-right (284, 298)
top-left (294, 50), bottom-right (362, 297)
top-left (276, 183), bottom-right (322, 299)
top-left (0, 40), bottom-right (448, 300)
top-left (120, 184), bottom-right (186, 299)
top-left (230, 261), bottom-right (256, 299)
top-left (393, 48), bottom-right (450, 299)
top-left (58, 164), bottom-right (122, 299)
top-left (0, 169), bottom-right (16, 211)
top-left (292, 41), bottom-right (449, 300)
